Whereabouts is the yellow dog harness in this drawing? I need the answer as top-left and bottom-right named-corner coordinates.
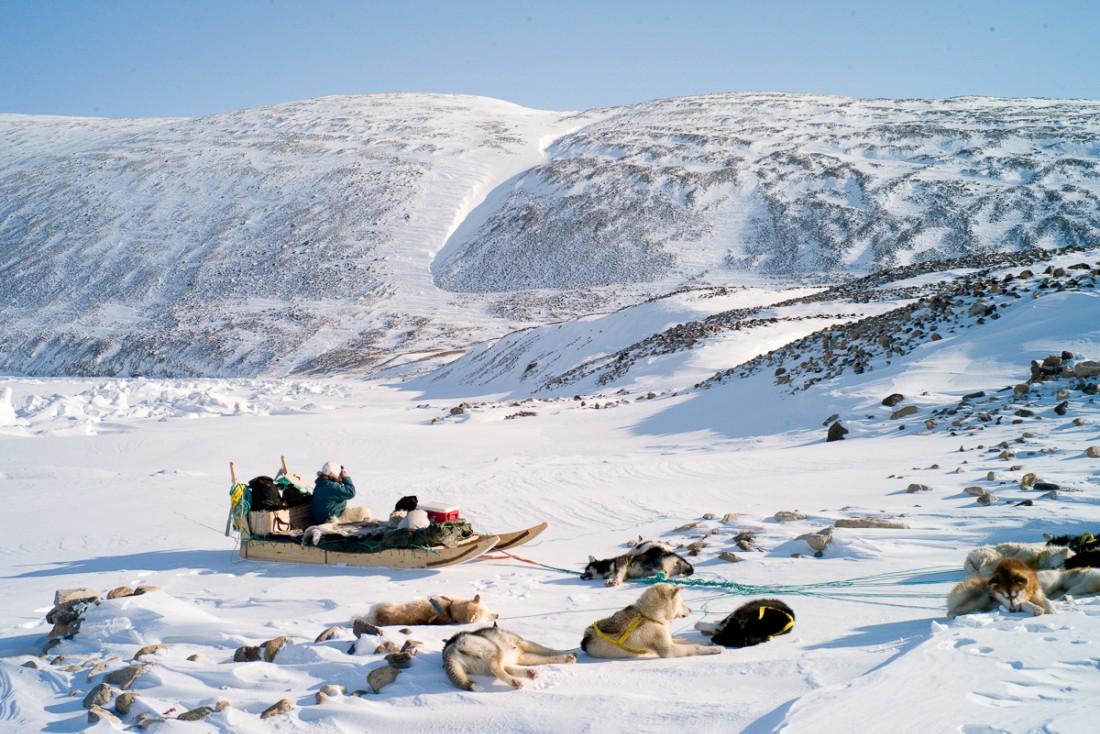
top-left (592, 614), bottom-right (656, 655)
top-left (759, 604), bottom-right (795, 639)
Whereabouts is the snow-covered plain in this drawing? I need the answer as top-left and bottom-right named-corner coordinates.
top-left (4, 257), bottom-right (1100, 732)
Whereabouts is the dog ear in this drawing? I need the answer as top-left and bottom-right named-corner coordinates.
top-left (588, 555), bottom-right (596, 563)
top-left (473, 594), bottom-right (481, 603)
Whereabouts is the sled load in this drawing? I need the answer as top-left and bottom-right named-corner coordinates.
top-left (226, 458), bottom-right (546, 569)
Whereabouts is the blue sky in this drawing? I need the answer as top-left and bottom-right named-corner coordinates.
top-left (2, 0), bottom-right (1097, 118)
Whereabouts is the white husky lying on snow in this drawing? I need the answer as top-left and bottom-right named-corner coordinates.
top-left (963, 541), bottom-right (1074, 577)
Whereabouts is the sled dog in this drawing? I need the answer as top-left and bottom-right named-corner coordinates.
top-left (442, 623), bottom-right (576, 691)
top-left (947, 558), bottom-right (1056, 618)
top-left (694, 598), bottom-right (796, 647)
top-left (581, 540), bottom-right (695, 587)
top-left (364, 594), bottom-right (498, 626)
top-left (1038, 567), bottom-right (1100, 600)
top-left (963, 541), bottom-right (1073, 577)
top-left (1045, 532), bottom-right (1100, 570)
top-left (581, 583), bottom-right (722, 658)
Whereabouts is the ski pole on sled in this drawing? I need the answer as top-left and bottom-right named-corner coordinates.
top-left (224, 461), bottom-right (238, 536)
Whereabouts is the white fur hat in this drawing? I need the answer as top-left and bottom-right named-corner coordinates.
top-left (320, 461), bottom-right (342, 477)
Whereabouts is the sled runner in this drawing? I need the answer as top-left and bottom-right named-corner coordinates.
top-left (227, 460), bottom-right (546, 569)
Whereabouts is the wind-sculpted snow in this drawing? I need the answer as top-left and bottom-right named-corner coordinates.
top-left (4, 92), bottom-right (1100, 378)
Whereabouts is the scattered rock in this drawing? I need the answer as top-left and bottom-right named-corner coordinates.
top-left (87, 705), bottom-right (122, 726)
top-left (672, 521), bottom-right (701, 532)
top-left (826, 422), bottom-right (848, 442)
top-left (233, 646), bottom-right (261, 663)
top-left (906, 483), bottom-right (931, 493)
top-left (1033, 481), bottom-right (1060, 492)
top-left (315, 626), bottom-right (343, 643)
top-left (986, 471), bottom-right (997, 481)
top-left (107, 586), bottom-right (135, 600)
top-left (963, 486), bottom-right (986, 497)
top-left (115, 691), bottom-right (138, 716)
top-left (1054, 401), bottom-right (1069, 415)
top-left (1019, 473), bottom-right (1038, 489)
top-left (352, 618), bottom-right (382, 638)
top-left (834, 518), bottom-right (909, 529)
top-left (1086, 446), bottom-right (1100, 458)
top-left (177, 706), bottom-right (213, 721)
top-left (186, 653), bottom-right (202, 662)
top-left (86, 656), bottom-right (121, 681)
top-left (1015, 499), bottom-right (1034, 507)
top-left (721, 513), bottom-right (738, 523)
top-left (367, 664), bottom-right (401, 694)
top-left (1074, 360), bottom-right (1100, 378)
top-left (385, 651), bottom-right (416, 669)
top-left (261, 698), bottom-right (294, 719)
top-left (82, 682), bottom-right (114, 709)
top-left (54, 588), bottom-right (101, 608)
top-left (718, 551), bottom-right (740, 563)
top-left (374, 641), bottom-right (401, 654)
top-left (133, 644), bottom-right (166, 660)
top-left (890, 405), bottom-right (918, 420)
top-left (103, 663), bottom-right (150, 690)
top-left (798, 531), bottom-right (832, 552)
top-left (882, 393), bottom-right (905, 407)
top-left (773, 511), bottom-right (806, 522)
top-left (215, 699), bottom-right (231, 712)
top-left (263, 636), bottom-right (289, 663)
top-left (134, 713), bottom-right (167, 730)
top-left (977, 494), bottom-right (998, 505)
top-left (1013, 383), bottom-right (1030, 396)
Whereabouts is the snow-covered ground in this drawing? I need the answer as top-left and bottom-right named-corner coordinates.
top-left (3, 280), bottom-right (1100, 732)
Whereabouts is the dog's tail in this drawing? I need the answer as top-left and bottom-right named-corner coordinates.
top-left (442, 640), bottom-right (481, 691)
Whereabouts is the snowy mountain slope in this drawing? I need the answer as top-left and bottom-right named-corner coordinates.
top-left (3, 270), bottom-right (1100, 731)
top-left (0, 95), bottom-right (590, 378)
top-left (4, 93), bottom-right (1100, 380)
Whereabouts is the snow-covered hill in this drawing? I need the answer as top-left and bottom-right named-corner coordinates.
top-left (3, 93), bottom-right (1100, 379)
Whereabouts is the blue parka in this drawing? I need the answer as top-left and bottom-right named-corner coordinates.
top-left (310, 475), bottom-right (356, 524)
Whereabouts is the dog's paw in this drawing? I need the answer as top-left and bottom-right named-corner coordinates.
top-left (604, 579), bottom-right (622, 587)
top-left (564, 654), bottom-right (577, 664)
top-left (704, 645), bottom-right (724, 654)
top-left (510, 678), bottom-right (525, 689)
top-left (525, 668), bottom-right (539, 679)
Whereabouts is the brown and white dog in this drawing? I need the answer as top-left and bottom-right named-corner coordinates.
top-left (363, 595), bottom-right (499, 626)
top-left (947, 558), bottom-right (1057, 618)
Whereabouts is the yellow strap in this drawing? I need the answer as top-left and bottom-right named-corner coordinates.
top-left (759, 605), bottom-right (795, 640)
top-left (593, 616), bottom-right (649, 655)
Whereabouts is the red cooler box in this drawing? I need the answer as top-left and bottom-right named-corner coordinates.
top-left (420, 503), bottom-right (460, 523)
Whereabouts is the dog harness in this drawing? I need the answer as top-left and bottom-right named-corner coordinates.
top-left (759, 605), bottom-right (795, 639)
top-left (427, 596), bottom-right (453, 625)
top-left (592, 614), bottom-right (655, 655)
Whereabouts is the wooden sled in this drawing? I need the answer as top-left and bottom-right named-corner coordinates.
top-left (228, 460), bottom-right (546, 569)
top-left (492, 521), bottom-right (548, 552)
top-left (239, 534), bottom-right (500, 569)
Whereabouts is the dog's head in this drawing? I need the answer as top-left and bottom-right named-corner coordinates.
top-left (989, 558), bottom-right (1038, 611)
top-left (636, 583), bottom-right (690, 621)
top-left (451, 594), bottom-right (499, 624)
top-left (668, 554), bottom-right (695, 577)
top-left (581, 556), bottom-right (614, 580)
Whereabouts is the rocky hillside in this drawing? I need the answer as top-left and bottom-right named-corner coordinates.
top-left (2, 93), bottom-right (1100, 379)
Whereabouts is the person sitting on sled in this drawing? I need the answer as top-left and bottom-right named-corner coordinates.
top-left (311, 461), bottom-right (372, 524)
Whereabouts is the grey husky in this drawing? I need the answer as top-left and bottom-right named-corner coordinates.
top-left (581, 540), bottom-right (695, 586)
top-left (442, 623), bottom-right (576, 691)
